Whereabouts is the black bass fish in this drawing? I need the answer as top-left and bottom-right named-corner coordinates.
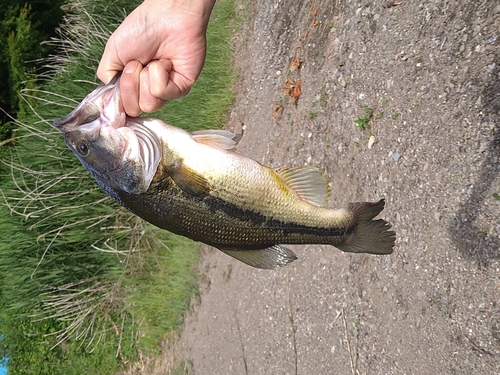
top-left (54, 75), bottom-right (395, 269)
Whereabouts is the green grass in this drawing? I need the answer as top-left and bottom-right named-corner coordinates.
top-left (319, 85), bottom-right (327, 108)
top-left (308, 111), bottom-right (319, 119)
top-left (0, 0), bottom-right (238, 373)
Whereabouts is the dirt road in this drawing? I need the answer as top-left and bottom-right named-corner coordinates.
top-left (151, 1), bottom-right (500, 374)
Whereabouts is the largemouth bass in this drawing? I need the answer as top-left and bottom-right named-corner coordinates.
top-left (54, 75), bottom-right (395, 269)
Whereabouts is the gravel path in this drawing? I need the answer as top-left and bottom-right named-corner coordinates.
top-left (147, 1), bottom-right (500, 374)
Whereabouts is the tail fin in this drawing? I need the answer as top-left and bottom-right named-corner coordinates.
top-left (337, 199), bottom-right (395, 255)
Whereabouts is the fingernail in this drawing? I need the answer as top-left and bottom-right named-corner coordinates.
top-left (124, 60), bottom-right (140, 74)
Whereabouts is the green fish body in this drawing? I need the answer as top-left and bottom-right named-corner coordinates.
top-left (54, 76), bottom-right (395, 268)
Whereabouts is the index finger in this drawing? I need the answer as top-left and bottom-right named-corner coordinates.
top-left (97, 41), bottom-right (125, 84)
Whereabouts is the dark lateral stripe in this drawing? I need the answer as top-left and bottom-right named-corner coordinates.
top-left (114, 178), bottom-right (349, 247)
top-left (203, 194), bottom-right (346, 238)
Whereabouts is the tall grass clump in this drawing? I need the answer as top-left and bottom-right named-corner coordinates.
top-left (0, 0), bottom-right (237, 373)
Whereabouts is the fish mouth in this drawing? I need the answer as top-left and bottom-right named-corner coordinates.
top-left (53, 73), bottom-right (122, 131)
top-left (53, 102), bottom-right (100, 130)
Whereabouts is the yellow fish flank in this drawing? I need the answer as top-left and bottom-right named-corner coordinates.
top-left (54, 75), bottom-right (395, 269)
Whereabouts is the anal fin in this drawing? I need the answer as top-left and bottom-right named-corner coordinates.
top-left (218, 245), bottom-right (297, 269)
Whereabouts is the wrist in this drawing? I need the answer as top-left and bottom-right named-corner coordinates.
top-left (142, 0), bottom-right (216, 25)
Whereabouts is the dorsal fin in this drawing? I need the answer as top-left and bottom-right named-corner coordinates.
top-left (191, 129), bottom-right (236, 150)
top-left (275, 166), bottom-right (330, 207)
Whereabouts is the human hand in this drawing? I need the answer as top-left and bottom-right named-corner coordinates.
top-left (97, 0), bottom-right (216, 116)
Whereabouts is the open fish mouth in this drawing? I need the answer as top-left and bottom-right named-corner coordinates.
top-left (54, 73), bottom-right (123, 131)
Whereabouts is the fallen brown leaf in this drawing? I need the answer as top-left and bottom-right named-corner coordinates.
top-left (289, 57), bottom-right (302, 73)
top-left (311, 9), bottom-right (318, 26)
top-left (272, 104), bottom-right (283, 118)
top-left (292, 79), bottom-right (302, 100)
top-left (282, 76), bottom-right (295, 96)
top-left (383, 0), bottom-right (403, 8)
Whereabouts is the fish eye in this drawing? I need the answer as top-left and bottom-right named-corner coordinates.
top-left (76, 142), bottom-right (89, 156)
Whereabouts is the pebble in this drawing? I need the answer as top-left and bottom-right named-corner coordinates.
top-left (368, 135), bottom-right (376, 149)
top-left (479, 141), bottom-right (488, 153)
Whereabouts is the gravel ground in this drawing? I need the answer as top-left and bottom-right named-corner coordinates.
top-left (141, 0), bottom-right (500, 374)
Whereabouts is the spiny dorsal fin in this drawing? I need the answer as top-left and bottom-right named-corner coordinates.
top-left (275, 166), bottom-right (331, 207)
top-left (191, 129), bottom-right (236, 150)
top-left (218, 245), bottom-right (297, 269)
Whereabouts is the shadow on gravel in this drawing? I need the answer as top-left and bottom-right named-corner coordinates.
top-left (449, 66), bottom-right (500, 267)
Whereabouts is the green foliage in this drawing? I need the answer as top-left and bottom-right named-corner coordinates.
top-left (0, 0), bottom-right (237, 373)
top-left (7, 5), bottom-right (36, 111)
top-left (0, 0), bottom-right (65, 139)
top-left (308, 111), bottom-right (319, 119)
top-left (125, 229), bottom-right (199, 351)
top-left (354, 105), bottom-right (374, 131)
top-left (0, 0), bottom-right (62, 170)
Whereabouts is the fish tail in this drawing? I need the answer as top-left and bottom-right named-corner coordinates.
top-left (337, 199), bottom-right (395, 255)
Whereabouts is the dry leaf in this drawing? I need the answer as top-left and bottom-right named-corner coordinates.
top-left (272, 104), bottom-right (283, 118)
top-left (289, 57), bottom-right (302, 73)
top-left (292, 79), bottom-right (302, 100)
top-left (311, 8), bottom-right (318, 26)
top-left (282, 76), bottom-right (295, 95)
top-left (383, 0), bottom-right (403, 8)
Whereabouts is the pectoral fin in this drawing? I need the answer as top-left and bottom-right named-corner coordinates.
top-left (170, 162), bottom-right (211, 197)
top-left (191, 129), bottom-right (237, 150)
top-left (218, 245), bottom-right (297, 269)
top-left (275, 166), bottom-right (331, 207)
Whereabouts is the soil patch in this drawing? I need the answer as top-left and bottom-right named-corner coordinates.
top-left (151, 1), bottom-right (500, 374)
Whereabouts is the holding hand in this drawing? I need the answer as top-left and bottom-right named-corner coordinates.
top-left (97, 0), bottom-right (216, 116)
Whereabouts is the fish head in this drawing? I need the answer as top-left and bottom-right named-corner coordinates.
top-left (54, 74), bottom-right (158, 194)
